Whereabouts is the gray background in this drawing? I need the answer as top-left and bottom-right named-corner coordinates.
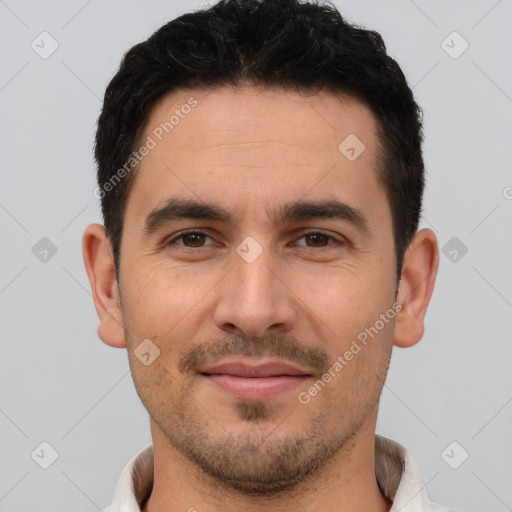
top-left (1, 0), bottom-right (511, 510)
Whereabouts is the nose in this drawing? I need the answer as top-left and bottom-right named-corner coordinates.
top-left (213, 246), bottom-right (298, 339)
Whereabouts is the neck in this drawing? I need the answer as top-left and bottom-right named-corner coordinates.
top-left (142, 413), bottom-right (392, 512)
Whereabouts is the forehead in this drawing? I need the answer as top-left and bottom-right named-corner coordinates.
top-left (125, 86), bottom-right (387, 230)
top-left (142, 86), bottom-right (379, 161)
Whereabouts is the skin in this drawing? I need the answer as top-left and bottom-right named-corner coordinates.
top-left (83, 85), bottom-right (438, 512)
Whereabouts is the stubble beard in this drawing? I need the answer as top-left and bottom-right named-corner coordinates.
top-left (148, 377), bottom-right (367, 497)
top-left (123, 317), bottom-right (392, 497)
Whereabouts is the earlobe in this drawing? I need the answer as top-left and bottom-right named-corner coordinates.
top-left (82, 224), bottom-right (126, 348)
top-left (394, 228), bottom-right (439, 348)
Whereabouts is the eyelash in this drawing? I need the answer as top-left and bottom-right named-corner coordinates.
top-left (166, 230), bottom-right (345, 250)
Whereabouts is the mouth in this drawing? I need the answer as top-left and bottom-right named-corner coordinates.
top-left (199, 359), bottom-right (312, 400)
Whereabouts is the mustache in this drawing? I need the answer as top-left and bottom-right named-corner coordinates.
top-left (178, 333), bottom-right (330, 375)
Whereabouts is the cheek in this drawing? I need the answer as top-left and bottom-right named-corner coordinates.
top-left (326, 318), bottom-right (394, 400)
top-left (301, 268), bottom-right (389, 336)
top-left (122, 263), bottom-right (197, 330)
top-left (128, 355), bottom-right (177, 415)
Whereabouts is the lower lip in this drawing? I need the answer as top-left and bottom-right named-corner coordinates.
top-left (202, 374), bottom-right (309, 400)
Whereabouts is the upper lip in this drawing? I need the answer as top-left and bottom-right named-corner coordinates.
top-left (200, 359), bottom-right (311, 378)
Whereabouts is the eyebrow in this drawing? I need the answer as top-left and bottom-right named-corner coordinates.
top-left (142, 197), bottom-right (371, 237)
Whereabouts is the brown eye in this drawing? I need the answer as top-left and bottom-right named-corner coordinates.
top-left (305, 233), bottom-right (330, 247)
top-left (181, 232), bottom-right (206, 247)
top-left (294, 231), bottom-right (344, 249)
top-left (167, 231), bottom-right (214, 248)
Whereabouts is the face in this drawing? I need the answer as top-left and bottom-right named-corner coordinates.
top-left (116, 86), bottom-right (399, 494)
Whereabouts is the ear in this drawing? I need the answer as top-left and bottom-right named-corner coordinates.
top-left (82, 223), bottom-right (126, 348)
top-left (394, 228), bottom-right (439, 348)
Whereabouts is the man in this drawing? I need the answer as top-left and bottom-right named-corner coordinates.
top-left (83, 0), bottom-right (449, 510)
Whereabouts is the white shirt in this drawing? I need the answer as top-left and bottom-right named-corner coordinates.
top-left (104, 435), bottom-right (456, 512)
